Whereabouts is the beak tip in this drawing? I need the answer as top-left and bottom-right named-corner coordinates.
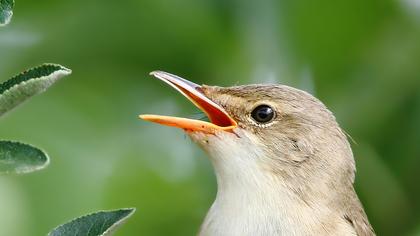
top-left (149, 70), bottom-right (164, 77)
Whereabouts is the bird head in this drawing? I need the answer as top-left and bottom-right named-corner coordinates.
top-left (140, 71), bottom-right (355, 194)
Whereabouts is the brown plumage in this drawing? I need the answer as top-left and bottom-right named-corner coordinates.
top-left (141, 72), bottom-right (375, 236)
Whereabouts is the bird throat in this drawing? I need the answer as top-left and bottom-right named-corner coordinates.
top-left (190, 130), bottom-right (356, 236)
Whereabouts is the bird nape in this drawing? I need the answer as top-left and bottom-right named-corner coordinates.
top-left (140, 71), bottom-right (375, 236)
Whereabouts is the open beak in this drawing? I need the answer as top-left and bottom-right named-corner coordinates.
top-left (139, 71), bottom-right (237, 133)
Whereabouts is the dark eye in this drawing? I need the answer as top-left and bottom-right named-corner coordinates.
top-left (251, 105), bottom-right (275, 123)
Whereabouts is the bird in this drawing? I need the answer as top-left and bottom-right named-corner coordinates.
top-left (139, 71), bottom-right (375, 236)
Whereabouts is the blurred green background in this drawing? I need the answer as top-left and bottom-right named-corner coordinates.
top-left (0, 0), bottom-right (419, 235)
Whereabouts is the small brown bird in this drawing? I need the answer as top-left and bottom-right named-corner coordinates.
top-left (140, 71), bottom-right (374, 236)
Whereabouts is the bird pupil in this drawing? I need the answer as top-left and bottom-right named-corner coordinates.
top-left (251, 105), bottom-right (274, 123)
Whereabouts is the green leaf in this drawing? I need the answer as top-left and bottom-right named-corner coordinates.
top-left (0, 63), bottom-right (71, 116)
top-left (0, 140), bottom-right (49, 174)
top-left (0, 0), bottom-right (14, 26)
top-left (48, 208), bottom-right (136, 236)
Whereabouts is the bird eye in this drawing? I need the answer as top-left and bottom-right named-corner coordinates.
top-left (251, 105), bottom-right (275, 123)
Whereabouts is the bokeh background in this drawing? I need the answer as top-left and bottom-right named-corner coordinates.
top-left (0, 0), bottom-right (419, 235)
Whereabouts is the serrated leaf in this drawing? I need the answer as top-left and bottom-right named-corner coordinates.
top-left (0, 63), bottom-right (71, 116)
top-left (48, 208), bottom-right (136, 236)
top-left (0, 140), bottom-right (49, 174)
top-left (0, 0), bottom-right (14, 26)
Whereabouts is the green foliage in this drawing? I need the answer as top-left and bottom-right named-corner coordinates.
top-left (0, 64), bottom-right (71, 116)
top-left (0, 140), bottom-right (49, 174)
top-left (0, 1), bottom-right (136, 235)
top-left (48, 208), bottom-right (135, 236)
top-left (0, 63), bottom-right (70, 175)
top-left (0, 0), bottom-right (14, 26)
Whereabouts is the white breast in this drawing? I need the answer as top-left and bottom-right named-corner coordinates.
top-left (199, 170), bottom-right (355, 236)
top-left (191, 131), bottom-right (355, 236)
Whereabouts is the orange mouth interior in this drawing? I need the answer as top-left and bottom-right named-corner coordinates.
top-left (139, 71), bottom-right (237, 133)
